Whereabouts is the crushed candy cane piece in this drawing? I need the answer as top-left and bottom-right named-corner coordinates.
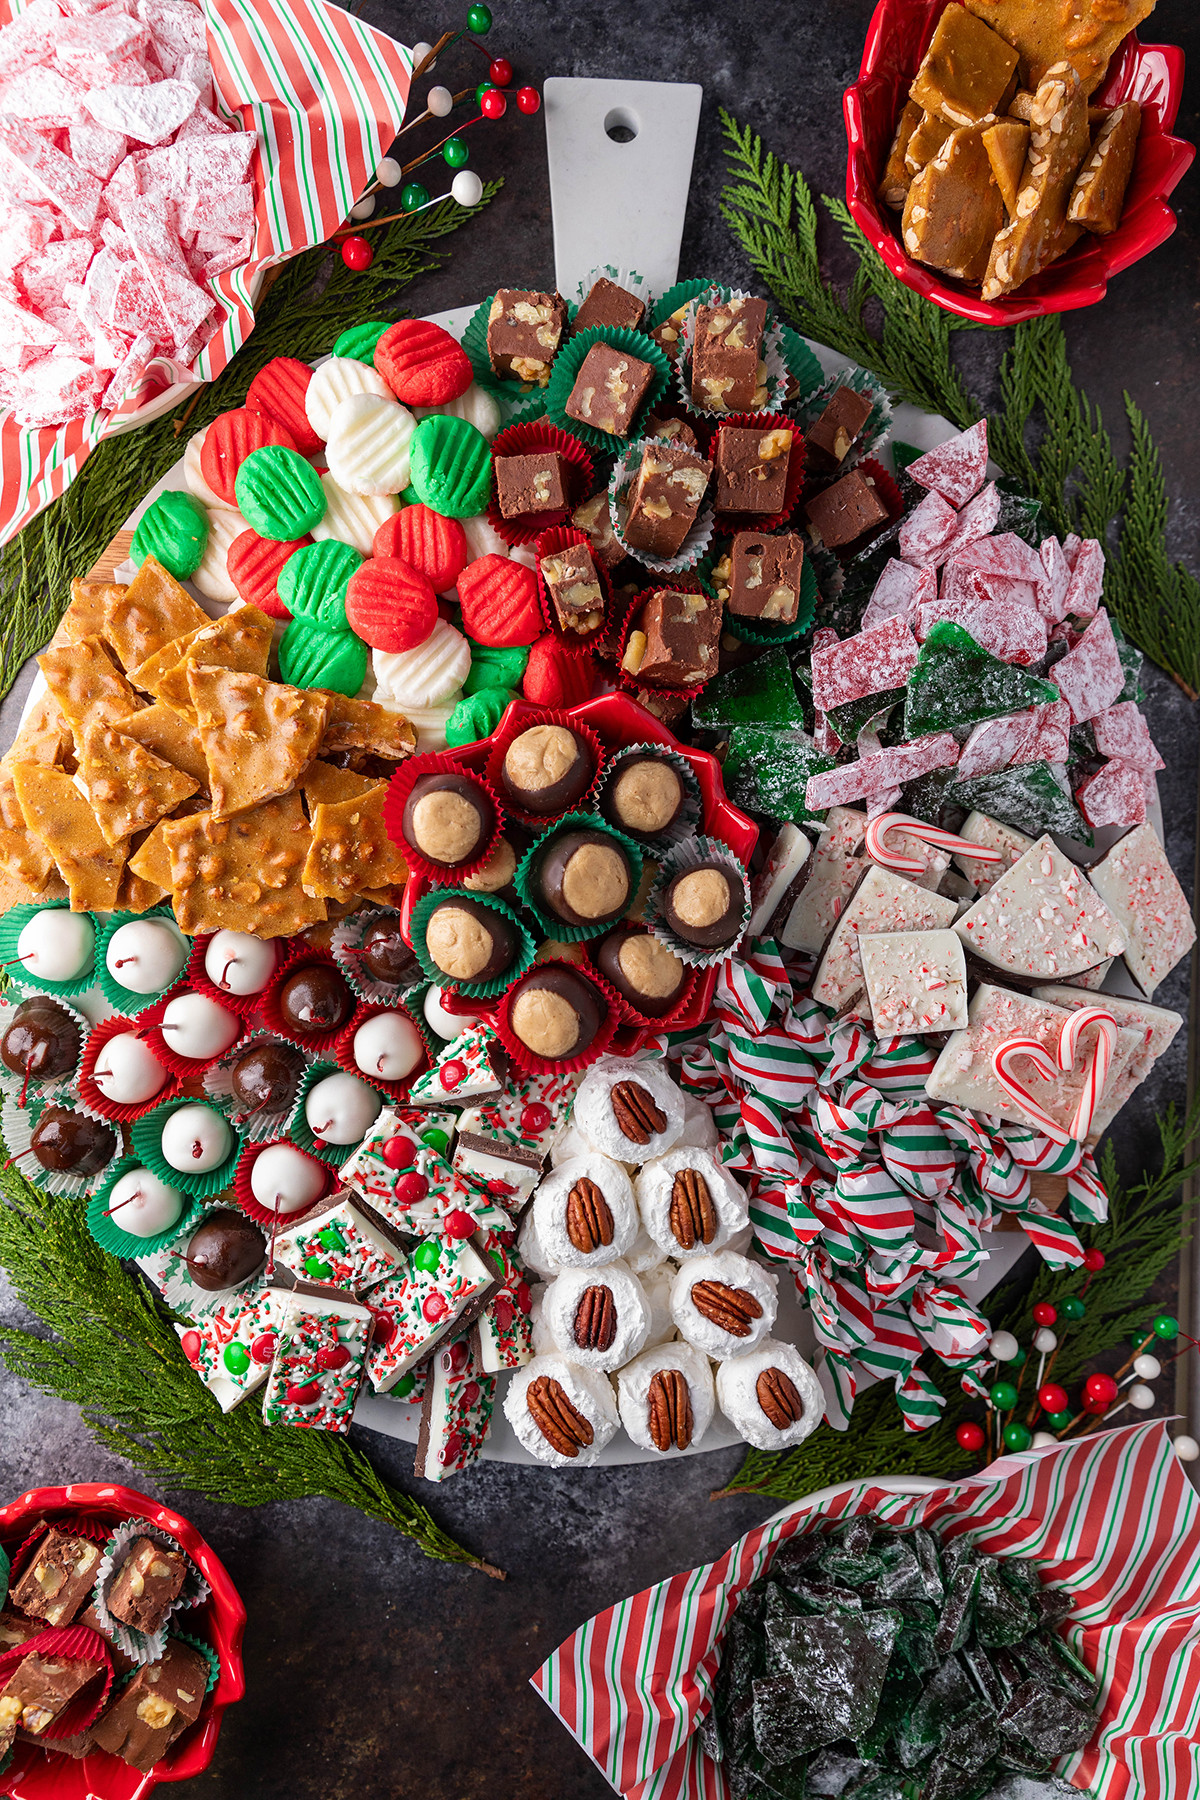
top-left (906, 419), bottom-right (988, 507)
top-left (952, 810), bottom-right (1032, 896)
top-left (1036, 535), bottom-right (1072, 622)
top-left (805, 731), bottom-right (959, 812)
top-left (810, 616), bottom-right (919, 712)
top-left (1077, 759), bottom-right (1147, 830)
top-left (1051, 608), bottom-right (1124, 723)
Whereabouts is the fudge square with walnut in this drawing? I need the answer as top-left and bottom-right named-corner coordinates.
top-left (727, 531), bottom-right (806, 623)
top-left (565, 342), bottom-right (656, 438)
top-left (691, 296), bottom-right (768, 412)
top-left (625, 588), bottom-right (723, 687)
top-left (714, 425), bottom-right (794, 513)
top-left (486, 289), bottom-right (568, 385)
top-left (623, 441), bottom-right (712, 558)
top-left (494, 451), bottom-right (570, 519)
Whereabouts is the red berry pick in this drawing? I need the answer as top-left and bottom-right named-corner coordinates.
top-left (956, 1421), bottom-right (985, 1452)
top-left (1082, 1247), bottom-right (1106, 1271)
top-left (341, 235), bottom-right (374, 271)
top-left (1038, 1383), bottom-right (1068, 1415)
top-left (1033, 1303), bottom-right (1057, 1326)
top-left (480, 87), bottom-right (506, 119)
top-left (516, 86), bottom-right (541, 114)
top-left (1083, 1371), bottom-right (1119, 1411)
top-left (488, 56), bottom-right (513, 86)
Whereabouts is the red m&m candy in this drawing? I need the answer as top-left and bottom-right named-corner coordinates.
top-left (316, 1343), bottom-right (352, 1371)
top-left (251, 1332), bottom-right (278, 1365)
top-left (443, 1340), bottom-right (470, 1374)
top-left (423, 1293), bottom-right (449, 1323)
top-left (382, 1134), bottom-right (416, 1169)
top-left (395, 1171), bottom-right (429, 1204)
top-left (444, 1209), bottom-right (475, 1239)
top-left (440, 1432), bottom-right (463, 1464)
top-left (369, 1309), bottom-right (396, 1346)
top-left (521, 1102), bottom-right (553, 1134)
top-left (515, 1281), bottom-right (532, 1314)
top-left (441, 1059), bottom-right (467, 1090)
top-left (492, 1299), bottom-right (513, 1331)
top-left (285, 1381), bottom-right (322, 1406)
top-left (180, 1330), bottom-right (202, 1364)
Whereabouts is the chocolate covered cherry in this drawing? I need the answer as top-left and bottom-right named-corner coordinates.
top-left (30, 1105), bottom-right (116, 1175)
top-left (185, 1208), bottom-right (267, 1290)
top-left (1, 997), bottom-right (81, 1083)
top-left (278, 964), bottom-right (355, 1036)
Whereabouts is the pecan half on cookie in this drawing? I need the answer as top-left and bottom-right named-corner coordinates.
top-left (611, 1079), bottom-right (667, 1144)
top-left (566, 1177), bottom-right (614, 1254)
top-left (669, 1167), bottom-right (718, 1249)
top-left (690, 1280), bottom-right (762, 1337)
top-left (526, 1375), bottom-right (594, 1457)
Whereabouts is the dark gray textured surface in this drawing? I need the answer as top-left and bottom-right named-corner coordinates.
top-left (1, 4), bottom-right (1198, 1795)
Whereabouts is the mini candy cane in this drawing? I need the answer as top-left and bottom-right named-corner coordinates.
top-left (864, 812), bottom-right (1004, 877)
top-left (1057, 1007), bottom-right (1118, 1144)
top-left (992, 1036), bottom-right (1072, 1146)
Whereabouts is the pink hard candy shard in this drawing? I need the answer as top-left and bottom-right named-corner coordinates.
top-left (1050, 609), bottom-right (1125, 724)
top-left (1091, 702), bottom-right (1163, 773)
top-left (906, 420), bottom-right (988, 508)
top-left (860, 558), bottom-right (936, 632)
top-left (1077, 759), bottom-right (1147, 829)
top-left (810, 615), bottom-right (920, 713)
top-left (898, 488), bottom-right (959, 566)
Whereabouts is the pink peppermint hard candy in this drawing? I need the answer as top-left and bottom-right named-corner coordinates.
top-left (860, 558), bottom-right (936, 632)
top-left (805, 730), bottom-right (959, 812)
top-left (85, 77), bottom-right (200, 145)
top-left (0, 66), bottom-right (86, 128)
top-left (52, 9), bottom-right (149, 83)
top-left (941, 480), bottom-right (1000, 559)
top-left (1064, 539), bottom-right (1104, 619)
top-left (1092, 702), bottom-right (1164, 774)
top-left (1061, 533), bottom-right (1083, 572)
top-left (898, 488), bottom-right (959, 566)
top-left (810, 615), bottom-right (920, 712)
top-left (866, 786), bottom-right (904, 818)
top-left (1024, 699), bottom-right (1071, 765)
top-left (906, 419), bottom-right (988, 507)
top-left (1035, 535), bottom-right (1072, 622)
top-left (1051, 608), bottom-right (1124, 723)
top-left (917, 590), bottom-right (1047, 667)
top-left (0, 118), bottom-right (103, 231)
top-left (946, 530), bottom-right (1043, 585)
top-left (1077, 759), bottom-right (1147, 830)
top-left (67, 122), bottom-right (126, 182)
top-left (956, 710), bottom-right (1041, 780)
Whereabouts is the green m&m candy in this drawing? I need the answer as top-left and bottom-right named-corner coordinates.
top-left (304, 1255), bottom-right (333, 1280)
top-left (235, 445), bottom-right (326, 541)
top-left (408, 415), bottom-right (493, 518)
top-left (131, 490), bottom-right (209, 579)
top-left (464, 640), bottom-right (528, 694)
top-left (333, 320), bottom-right (392, 365)
top-left (446, 686), bottom-right (510, 747)
top-left (223, 1341), bottom-right (251, 1376)
top-left (393, 1371), bottom-right (416, 1398)
top-left (420, 1127), bottom-right (449, 1155)
top-left (413, 1239), bottom-right (441, 1274)
top-left (278, 539), bottom-right (362, 629)
top-left (279, 617), bottom-right (368, 697)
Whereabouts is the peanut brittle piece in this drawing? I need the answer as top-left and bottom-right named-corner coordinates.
top-left (106, 554), bottom-right (208, 670)
top-left (983, 116), bottom-right (1032, 214)
top-left (51, 579), bottom-right (124, 649)
top-left (302, 785), bottom-right (407, 901)
top-left (164, 792), bottom-right (326, 937)
top-left (115, 704), bottom-right (210, 787)
top-left (880, 99), bottom-right (923, 205)
top-left (982, 62), bottom-right (1091, 300)
top-left (38, 635), bottom-right (145, 735)
top-left (127, 819), bottom-right (176, 894)
top-left (301, 761), bottom-right (380, 808)
top-left (318, 692), bottom-right (416, 762)
top-left (902, 121), bottom-right (1007, 284)
top-left (911, 4), bottom-right (1019, 125)
top-left (964, 0), bottom-right (1157, 97)
top-left (0, 864), bottom-right (66, 908)
top-left (190, 667), bottom-right (330, 822)
top-left (905, 109), bottom-right (953, 174)
top-left (155, 605), bottom-right (274, 715)
top-left (1, 694), bottom-right (74, 798)
top-left (129, 626), bottom-right (205, 702)
top-left (78, 722), bottom-right (200, 847)
top-left (0, 794), bottom-right (58, 893)
top-left (1068, 100), bottom-right (1141, 232)
top-left (11, 763), bottom-right (127, 910)
top-left (116, 859), bottom-right (168, 912)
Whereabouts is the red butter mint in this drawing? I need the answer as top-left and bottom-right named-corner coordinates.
top-left (457, 554), bottom-right (543, 647)
top-left (374, 318), bottom-right (472, 408)
top-left (522, 633), bottom-right (597, 708)
top-left (345, 555), bottom-right (438, 652)
top-left (227, 528), bottom-right (311, 620)
top-left (202, 407), bottom-right (296, 506)
top-left (374, 503), bottom-right (467, 593)
top-left (247, 356), bottom-right (322, 454)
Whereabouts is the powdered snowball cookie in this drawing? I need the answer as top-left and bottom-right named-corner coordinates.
top-left (529, 1286), bottom-right (555, 1356)
top-left (635, 1147), bottom-right (749, 1261)
top-left (504, 1353), bottom-right (619, 1467)
top-left (679, 1089), bottom-right (719, 1150)
top-left (190, 505), bottom-right (245, 603)
top-left (372, 617), bottom-right (471, 709)
top-left (417, 382), bottom-right (501, 441)
top-left (670, 1250), bottom-right (777, 1361)
top-left (311, 475), bottom-right (397, 555)
top-left (532, 1153), bottom-right (638, 1270)
top-left (517, 1208), bottom-right (559, 1279)
top-left (542, 1260), bottom-right (651, 1374)
top-left (573, 1056), bottom-right (685, 1164)
top-left (715, 1339), bottom-right (824, 1452)
top-left (550, 1122), bottom-right (635, 1175)
top-left (640, 1260), bottom-right (676, 1347)
top-left (305, 355), bottom-right (393, 440)
top-left (625, 1226), bottom-right (668, 1278)
top-left (617, 1341), bottom-right (715, 1455)
top-left (185, 426), bottom-right (231, 510)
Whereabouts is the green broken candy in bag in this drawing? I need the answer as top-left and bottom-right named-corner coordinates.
top-left (721, 726), bottom-right (834, 825)
top-left (446, 687), bottom-right (511, 747)
top-left (278, 617), bottom-right (368, 697)
top-left (903, 620), bottom-right (1059, 739)
top-left (692, 646), bottom-right (805, 729)
top-left (131, 490), bottom-right (209, 580)
top-left (947, 760), bottom-right (1092, 846)
top-left (277, 539), bottom-right (362, 629)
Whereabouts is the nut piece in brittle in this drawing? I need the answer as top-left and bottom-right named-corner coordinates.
top-left (302, 785), bottom-right (406, 902)
top-left (78, 723), bottom-right (199, 847)
top-left (964, 0), bottom-right (1158, 97)
top-left (10, 1528), bottom-right (103, 1627)
top-left (910, 4), bottom-right (1019, 125)
top-left (486, 288), bottom-right (568, 386)
top-left (690, 297), bottom-right (768, 413)
top-left (983, 116), bottom-right (1033, 215)
top-left (623, 441), bottom-right (712, 559)
top-left (317, 692), bottom-right (415, 764)
top-left (879, 98), bottom-right (923, 205)
top-left (189, 667), bottom-right (329, 821)
top-left (164, 791), bottom-right (326, 938)
top-left (116, 704), bottom-right (211, 788)
top-left (1068, 100), bottom-right (1142, 232)
top-left (902, 121), bottom-right (1007, 285)
top-left (982, 62), bottom-right (1092, 300)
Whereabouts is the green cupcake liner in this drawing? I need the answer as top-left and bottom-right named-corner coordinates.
top-left (779, 325), bottom-right (825, 401)
top-left (795, 363), bottom-right (892, 467)
top-left (459, 293), bottom-right (556, 420)
top-left (721, 555), bottom-right (819, 647)
top-left (97, 907), bottom-right (189, 1017)
top-left (513, 813), bottom-right (645, 944)
top-left (87, 1154), bottom-right (205, 1259)
top-left (647, 277), bottom-right (713, 333)
top-left (171, 1630), bottom-right (221, 1696)
top-left (0, 899), bottom-right (98, 998)
top-left (542, 326), bottom-right (672, 452)
top-left (409, 887), bottom-right (535, 999)
top-left (132, 1097), bottom-right (244, 1199)
top-left (286, 1059), bottom-right (382, 1168)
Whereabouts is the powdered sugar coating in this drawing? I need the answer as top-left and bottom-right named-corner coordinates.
top-left (715, 1338), bottom-right (825, 1451)
top-left (635, 1147), bottom-right (749, 1260)
top-left (640, 1260), bottom-right (676, 1347)
top-left (573, 1056), bottom-right (685, 1164)
top-left (616, 1341), bottom-right (715, 1455)
top-left (533, 1153), bottom-right (639, 1270)
top-left (503, 1353), bottom-right (619, 1468)
top-left (670, 1250), bottom-right (777, 1361)
top-left (541, 1260), bottom-right (651, 1373)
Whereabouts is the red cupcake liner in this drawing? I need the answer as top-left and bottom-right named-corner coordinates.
top-left (583, 923), bottom-right (700, 1032)
top-left (381, 751), bottom-right (506, 888)
top-left (532, 523), bottom-right (616, 655)
top-left (0, 1624), bottom-right (113, 1741)
top-left (332, 999), bottom-right (433, 1102)
top-left (5, 1516), bottom-right (111, 1594)
top-left (483, 703), bottom-right (606, 829)
top-left (259, 949), bottom-right (358, 1057)
top-left (77, 1012), bottom-right (180, 1126)
top-left (232, 1138), bottom-right (334, 1233)
top-left (710, 410), bottom-right (808, 535)
top-left (494, 960), bottom-right (620, 1077)
top-left (486, 420), bottom-right (595, 547)
top-left (614, 575), bottom-right (717, 705)
top-left (185, 932), bottom-right (296, 1019)
top-left (138, 990), bottom-right (246, 1080)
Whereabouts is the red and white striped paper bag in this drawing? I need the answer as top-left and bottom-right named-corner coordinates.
top-left (0, 0), bottom-right (412, 546)
top-left (533, 1422), bottom-right (1200, 1800)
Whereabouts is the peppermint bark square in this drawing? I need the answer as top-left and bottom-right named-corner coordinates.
top-left (859, 929), bottom-right (968, 1034)
top-left (952, 811), bottom-right (1033, 896)
top-left (812, 865), bottom-right (957, 1016)
top-left (954, 834), bottom-right (1126, 982)
top-left (261, 1291), bottom-right (371, 1432)
top-left (408, 1026), bottom-right (505, 1105)
top-left (175, 1279), bottom-right (291, 1412)
top-left (1088, 822), bottom-right (1196, 998)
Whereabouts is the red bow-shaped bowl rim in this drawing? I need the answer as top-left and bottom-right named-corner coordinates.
top-left (0, 1483), bottom-right (245, 1799)
top-left (844, 1), bottom-right (1195, 324)
top-left (397, 692), bottom-right (759, 1055)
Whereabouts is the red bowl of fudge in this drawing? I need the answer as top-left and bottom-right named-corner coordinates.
top-left (0, 1484), bottom-right (244, 1798)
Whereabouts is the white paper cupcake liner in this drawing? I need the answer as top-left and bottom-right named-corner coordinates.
top-left (646, 834), bottom-right (752, 970)
top-left (92, 1518), bottom-right (210, 1667)
top-left (795, 364), bottom-right (893, 471)
top-left (0, 991), bottom-right (88, 1105)
top-left (597, 741), bottom-right (703, 853)
top-left (607, 438), bottom-right (715, 575)
top-left (675, 287), bottom-right (788, 420)
top-left (202, 1028), bottom-right (313, 1144)
top-left (0, 1089), bottom-right (123, 1198)
top-left (331, 906), bottom-right (425, 1008)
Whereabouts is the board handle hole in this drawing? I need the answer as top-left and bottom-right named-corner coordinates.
top-left (604, 106), bottom-right (640, 144)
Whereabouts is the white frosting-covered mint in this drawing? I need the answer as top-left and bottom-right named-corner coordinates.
top-left (635, 1147), bottom-right (749, 1260)
top-left (541, 1260), bottom-right (651, 1373)
top-left (617, 1341), bottom-right (715, 1455)
top-left (573, 1056), bottom-right (685, 1165)
top-left (503, 1353), bottom-right (619, 1468)
top-left (532, 1153), bottom-right (639, 1269)
top-left (715, 1339), bottom-right (825, 1451)
top-left (670, 1250), bottom-right (777, 1361)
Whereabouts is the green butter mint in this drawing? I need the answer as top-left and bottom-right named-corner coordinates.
top-left (131, 490), bottom-right (209, 580)
top-left (446, 686), bottom-right (510, 747)
top-left (279, 617), bottom-right (368, 697)
top-left (333, 320), bottom-right (392, 364)
top-left (235, 445), bottom-right (326, 541)
top-left (278, 540), bottom-right (362, 629)
top-left (464, 640), bottom-right (528, 694)
top-left (408, 415), bottom-right (493, 518)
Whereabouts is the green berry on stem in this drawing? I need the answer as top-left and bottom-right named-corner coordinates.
top-left (989, 1381), bottom-right (1018, 1411)
top-left (467, 3), bottom-right (493, 31)
top-left (442, 136), bottom-right (470, 168)
top-left (401, 183), bottom-right (430, 212)
top-left (1060, 1295), bottom-right (1086, 1321)
top-left (1003, 1422), bottom-right (1032, 1452)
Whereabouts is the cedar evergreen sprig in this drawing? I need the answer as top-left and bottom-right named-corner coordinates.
top-left (0, 1165), bottom-right (504, 1577)
top-left (717, 1098), bottom-right (1200, 1501)
top-left (718, 107), bottom-right (1200, 697)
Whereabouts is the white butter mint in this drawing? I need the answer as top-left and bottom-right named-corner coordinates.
top-left (417, 382), bottom-right (501, 441)
top-left (372, 617), bottom-right (471, 709)
top-left (190, 505), bottom-right (245, 603)
top-left (325, 392), bottom-right (416, 497)
top-left (305, 356), bottom-right (393, 440)
top-left (311, 474), bottom-right (398, 554)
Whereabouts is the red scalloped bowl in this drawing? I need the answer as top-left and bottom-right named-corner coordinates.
top-left (844, 1), bottom-right (1195, 323)
top-left (0, 1483), bottom-right (245, 1799)
top-left (394, 692), bottom-right (759, 1054)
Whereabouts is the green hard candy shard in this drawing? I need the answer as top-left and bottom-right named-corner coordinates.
top-left (408, 415), bottom-right (493, 518)
top-left (131, 490), bottom-right (209, 579)
top-left (235, 445), bottom-right (327, 541)
top-left (333, 320), bottom-right (392, 364)
top-left (279, 617), bottom-right (368, 697)
top-left (278, 539), bottom-right (362, 628)
top-left (692, 646), bottom-right (804, 728)
top-left (446, 686), bottom-right (510, 747)
top-left (464, 640), bottom-right (528, 694)
top-left (825, 686), bottom-right (905, 748)
top-left (904, 620), bottom-right (1059, 738)
top-left (721, 725), bottom-right (833, 825)
top-left (947, 760), bottom-right (1092, 846)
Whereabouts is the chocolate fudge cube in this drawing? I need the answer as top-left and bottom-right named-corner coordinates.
top-left (494, 451), bottom-right (570, 520)
top-left (564, 342), bottom-right (654, 438)
top-left (78, 1603), bottom-right (137, 1676)
top-left (0, 1652), bottom-right (104, 1740)
top-left (540, 544), bottom-right (605, 635)
top-left (9, 1527), bottom-right (102, 1627)
top-left (806, 386), bottom-right (874, 473)
top-left (690, 296), bottom-right (767, 413)
top-left (90, 1638), bottom-right (208, 1773)
top-left (486, 289), bottom-right (567, 387)
top-left (572, 276), bottom-right (645, 333)
top-left (649, 302), bottom-right (688, 362)
top-left (804, 469), bottom-right (890, 549)
top-left (714, 425), bottom-right (794, 514)
top-left (572, 492), bottom-right (623, 571)
top-left (624, 588), bottom-right (723, 689)
top-left (107, 1536), bottom-right (187, 1635)
top-left (645, 412), bottom-right (699, 450)
top-left (623, 442), bottom-right (713, 559)
top-left (0, 1612), bottom-right (41, 1654)
top-left (728, 531), bottom-right (806, 624)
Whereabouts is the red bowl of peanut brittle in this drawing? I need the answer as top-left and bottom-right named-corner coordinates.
top-left (844, 0), bottom-right (1194, 323)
